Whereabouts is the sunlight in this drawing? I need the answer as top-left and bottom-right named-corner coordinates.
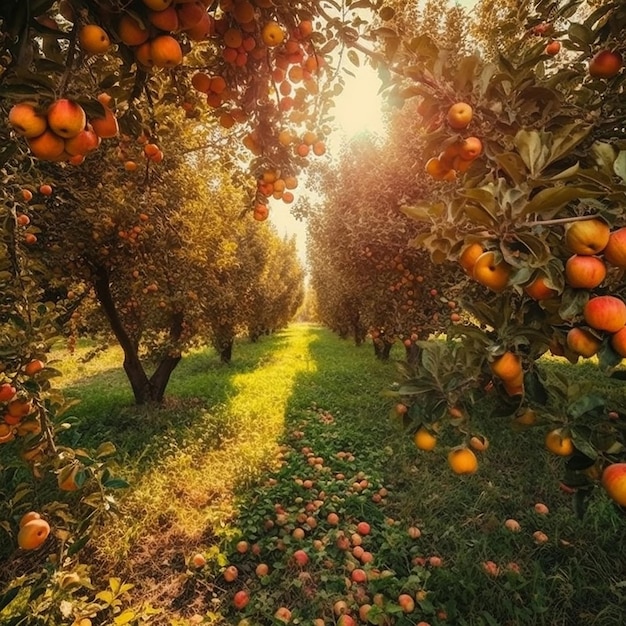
top-left (331, 64), bottom-right (387, 138)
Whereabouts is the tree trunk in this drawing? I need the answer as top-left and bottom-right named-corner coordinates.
top-left (405, 342), bottom-right (421, 367)
top-left (374, 339), bottom-right (393, 360)
top-left (219, 339), bottom-right (233, 363)
top-left (93, 267), bottom-right (182, 404)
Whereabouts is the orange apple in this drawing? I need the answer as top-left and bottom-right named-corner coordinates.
top-left (564, 255), bottom-right (606, 288)
top-left (472, 251), bottom-right (511, 291)
top-left (148, 6), bottom-right (179, 31)
top-left (459, 242), bottom-right (484, 274)
top-left (584, 295), bottom-right (626, 333)
top-left (446, 102), bottom-right (473, 129)
top-left (490, 351), bottom-right (522, 382)
top-left (602, 463), bottom-right (626, 506)
top-left (262, 21), bottom-right (285, 47)
top-left (176, 1), bottom-right (206, 29)
top-left (398, 593), bottom-right (415, 613)
top-left (150, 35), bottom-right (183, 67)
top-left (604, 228), bottom-right (626, 268)
top-left (27, 130), bottom-right (66, 160)
top-left (79, 24), bottom-right (111, 54)
top-left (564, 218), bottom-right (610, 255)
top-left (601, 463), bottom-right (626, 506)
top-left (90, 107), bottom-right (119, 139)
top-left (8, 102), bottom-right (48, 138)
top-left (64, 126), bottom-right (100, 155)
top-left (589, 50), bottom-right (623, 79)
top-left (566, 327), bottom-right (601, 358)
top-left (524, 274), bottom-right (557, 300)
top-left (47, 99), bottom-right (86, 139)
top-left (17, 518), bottom-right (50, 550)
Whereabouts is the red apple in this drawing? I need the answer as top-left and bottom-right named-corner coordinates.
top-left (566, 327), bottom-right (601, 358)
top-left (584, 295), bottom-right (626, 333)
top-left (564, 255), bottom-right (606, 288)
top-left (604, 228), bottom-right (626, 268)
top-left (233, 590), bottom-right (250, 610)
top-left (292, 549), bottom-right (309, 567)
top-left (589, 50), bottom-right (623, 79)
top-left (601, 463), bottom-right (626, 506)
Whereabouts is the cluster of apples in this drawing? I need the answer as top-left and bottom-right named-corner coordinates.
top-left (71, 0), bottom-right (214, 69)
top-left (423, 102), bottom-right (483, 181)
top-left (252, 169), bottom-right (299, 221)
top-left (115, 131), bottom-right (164, 173)
top-left (0, 360), bottom-right (45, 445)
top-left (8, 94), bottom-right (118, 163)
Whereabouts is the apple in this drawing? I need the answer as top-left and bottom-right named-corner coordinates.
top-left (274, 607), bottom-right (292, 623)
top-left (233, 590), bottom-right (249, 610)
top-left (589, 49), bottom-right (623, 79)
top-left (534, 502), bottom-right (549, 515)
top-left (337, 616), bottom-right (355, 626)
top-left (504, 518), bottom-right (521, 532)
top-left (398, 593), bottom-right (415, 612)
top-left (459, 243), bottom-right (485, 276)
top-left (292, 549), bottom-right (309, 566)
top-left (47, 99), bottom-right (86, 139)
top-left (356, 521), bottom-right (370, 535)
top-left (191, 553), bottom-right (206, 568)
top-left (567, 327), bottom-right (601, 357)
top-left (565, 255), bottom-right (606, 288)
top-left (604, 227), bottom-right (626, 268)
top-left (8, 102), bottom-right (48, 138)
top-left (351, 568), bottom-right (367, 583)
top-left (223, 565), bottom-right (239, 582)
top-left (482, 560), bottom-right (500, 577)
top-left (565, 218), bottom-right (610, 255)
top-left (446, 102), bottom-right (473, 129)
top-left (524, 275), bottom-right (557, 300)
top-left (584, 295), bottom-right (626, 333)
top-left (611, 326), bottom-right (626, 357)
top-left (601, 463), bottom-right (626, 505)
top-left (0, 383), bottom-right (16, 402)
top-left (472, 251), bottom-right (511, 291)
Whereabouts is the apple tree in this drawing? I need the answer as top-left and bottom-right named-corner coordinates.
top-left (375, 0), bottom-right (626, 496)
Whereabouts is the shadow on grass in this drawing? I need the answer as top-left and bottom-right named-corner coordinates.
top-left (55, 333), bottom-right (291, 469)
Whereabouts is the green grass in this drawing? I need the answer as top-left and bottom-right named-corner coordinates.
top-left (3, 325), bottom-right (626, 626)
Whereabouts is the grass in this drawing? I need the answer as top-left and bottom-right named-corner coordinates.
top-left (2, 324), bottom-right (626, 625)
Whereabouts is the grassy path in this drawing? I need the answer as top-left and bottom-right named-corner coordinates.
top-left (40, 325), bottom-right (626, 625)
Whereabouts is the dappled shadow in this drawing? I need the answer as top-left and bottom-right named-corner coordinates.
top-left (54, 333), bottom-right (292, 468)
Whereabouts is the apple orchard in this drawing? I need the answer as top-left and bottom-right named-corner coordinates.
top-left (2, 0), bottom-right (626, 624)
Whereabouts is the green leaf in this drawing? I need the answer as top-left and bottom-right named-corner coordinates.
top-left (567, 394), bottom-right (604, 419)
top-left (614, 151), bottom-right (626, 184)
top-left (103, 477), bottom-right (130, 489)
top-left (67, 534), bottom-right (90, 557)
top-left (0, 587), bottom-right (21, 612)
top-left (545, 124), bottom-right (591, 168)
top-left (515, 130), bottom-right (548, 177)
top-left (523, 187), bottom-right (601, 219)
top-left (567, 22), bottom-right (594, 47)
top-left (96, 441), bottom-right (117, 458)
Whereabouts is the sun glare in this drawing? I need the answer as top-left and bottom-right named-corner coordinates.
top-left (331, 65), bottom-right (387, 138)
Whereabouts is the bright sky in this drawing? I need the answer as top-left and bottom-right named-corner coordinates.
top-left (268, 0), bottom-right (479, 271)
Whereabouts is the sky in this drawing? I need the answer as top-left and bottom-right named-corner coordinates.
top-left (268, 0), bottom-right (479, 271)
